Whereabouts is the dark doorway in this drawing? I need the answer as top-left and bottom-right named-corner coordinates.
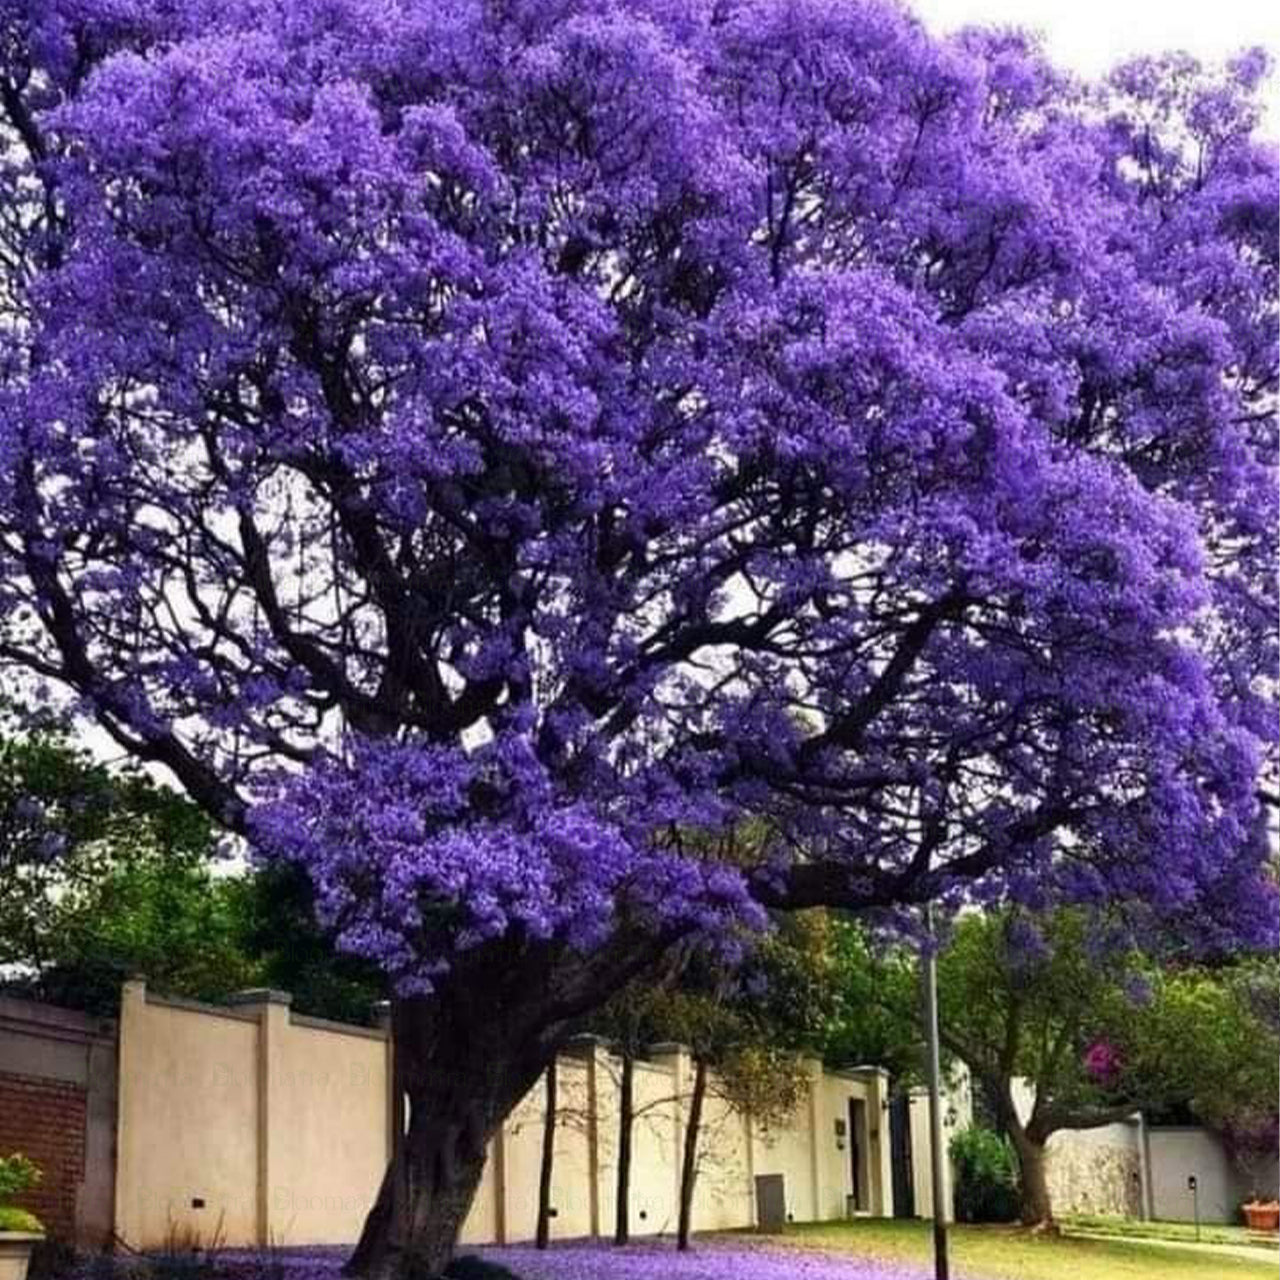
top-left (889, 1094), bottom-right (915, 1218)
top-left (848, 1098), bottom-right (869, 1211)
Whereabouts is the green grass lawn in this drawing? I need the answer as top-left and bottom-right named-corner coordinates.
top-left (1063, 1213), bottom-right (1274, 1250)
top-left (721, 1218), bottom-right (1278, 1280)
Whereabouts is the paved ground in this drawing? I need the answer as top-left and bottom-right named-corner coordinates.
top-left (1065, 1229), bottom-right (1278, 1264)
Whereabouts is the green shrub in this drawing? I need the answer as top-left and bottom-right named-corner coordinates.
top-left (0, 1206), bottom-right (43, 1234)
top-left (949, 1126), bottom-right (1020, 1223)
top-left (0, 1154), bottom-right (42, 1235)
top-left (0, 1154), bottom-right (41, 1204)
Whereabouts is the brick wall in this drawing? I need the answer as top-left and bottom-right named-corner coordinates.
top-left (0, 1071), bottom-right (88, 1242)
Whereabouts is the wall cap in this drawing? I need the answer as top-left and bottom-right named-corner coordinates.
top-left (227, 988), bottom-right (293, 1007)
top-left (291, 1012), bottom-right (388, 1041)
top-left (0, 994), bottom-right (115, 1042)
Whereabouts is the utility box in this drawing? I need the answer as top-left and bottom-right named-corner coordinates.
top-left (755, 1173), bottom-right (787, 1231)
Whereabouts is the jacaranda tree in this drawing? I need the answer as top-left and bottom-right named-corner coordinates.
top-left (1, 0), bottom-right (1275, 1272)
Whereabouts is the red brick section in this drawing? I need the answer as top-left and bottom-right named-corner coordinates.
top-left (0, 1072), bottom-right (87, 1243)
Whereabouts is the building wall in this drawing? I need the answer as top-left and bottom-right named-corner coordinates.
top-left (9, 984), bottom-right (1265, 1247)
top-left (110, 981), bottom-right (895, 1250)
top-left (115, 990), bottom-right (262, 1247)
top-left (269, 1015), bottom-right (391, 1243)
top-left (1045, 1122), bottom-right (1143, 1218)
top-left (1009, 1078), bottom-right (1144, 1218)
top-left (115, 983), bottom-right (391, 1250)
top-left (1146, 1126), bottom-right (1277, 1224)
top-left (751, 1085), bottom-right (818, 1224)
top-left (0, 996), bottom-right (117, 1248)
top-left (908, 1067), bottom-right (971, 1221)
top-left (688, 1085), bottom-right (752, 1231)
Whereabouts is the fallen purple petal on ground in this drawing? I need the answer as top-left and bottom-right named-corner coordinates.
top-left (204, 1242), bottom-right (946, 1280)
top-left (479, 1240), bottom-right (933, 1280)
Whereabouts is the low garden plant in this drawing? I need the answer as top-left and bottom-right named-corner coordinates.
top-left (949, 1127), bottom-right (1021, 1224)
top-left (0, 1154), bottom-right (42, 1234)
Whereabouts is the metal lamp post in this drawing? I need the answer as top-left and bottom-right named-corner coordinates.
top-left (922, 903), bottom-right (950, 1280)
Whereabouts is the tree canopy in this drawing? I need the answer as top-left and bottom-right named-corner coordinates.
top-left (0, 718), bottom-right (381, 1020)
top-left (933, 909), bottom-right (1279, 1222)
top-left (0, 1), bottom-right (1275, 1272)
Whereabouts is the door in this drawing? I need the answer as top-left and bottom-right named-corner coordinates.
top-left (889, 1094), bottom-right (916, 1218)
top-left (848, 1098), bottom-right (869, 1212)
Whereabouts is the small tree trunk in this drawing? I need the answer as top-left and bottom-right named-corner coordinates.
top-left (1012, 1131), bottom-right (1054, 1228)
top-left (344, 997), bottom-right (547, 1280)
top-left (344, 1091), bottom-right (494, 1280)
top-left (535, 1058), bottom-right (558, 1249)
top-left (676, 1056), bottom-right (709, 1251)
top-left (614, 1052), bottom-right (635, 1246)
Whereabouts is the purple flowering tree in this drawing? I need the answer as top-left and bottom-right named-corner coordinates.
top-left (0, 0), bottom-right (1275, 1272)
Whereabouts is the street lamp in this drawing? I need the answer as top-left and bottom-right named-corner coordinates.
top-left (922, 903), bottom-right (950, 1280)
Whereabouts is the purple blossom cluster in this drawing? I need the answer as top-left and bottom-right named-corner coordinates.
top-left (0, 0), bottom-right (1275, 992)
top-left (249, 733), bottom-right (765, 993)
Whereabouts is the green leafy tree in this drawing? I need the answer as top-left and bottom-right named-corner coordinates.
top-left (234, 864), bottom-right (386, 1025)
top-left (1127, 959), bottom-right (1280, 1199)
top-left (822, 919), bottom-right (925, 1085)
top-left (933, 911), bottom-right (1154, 1225)
top-left (934, 910), bottom-right (1279, 1225)
top-left (35, 858), bottom-right (258, 1012)
top-left (2, 722), bottom-right (381, 1021)
top-left (1, 719), bottom-right (223, 1001)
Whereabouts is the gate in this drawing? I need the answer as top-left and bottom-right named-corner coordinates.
top-left (889, 1093), bottom-right (915, 1218)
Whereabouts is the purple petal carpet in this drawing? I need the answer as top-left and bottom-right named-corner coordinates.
top-left (479, 1240), bottom-right (931, 1280)
top-left (207, 1242), bottom-right (941, 1280)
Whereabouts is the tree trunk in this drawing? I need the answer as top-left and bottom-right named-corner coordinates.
top-left (344, 996), bottom-right (548, 1280)
top-left (614, 1052), bottom-right (635, 1246)
top-left (676, 1056), bottom-right (708, 1251)
top-left (535, 1058), bottom-right (558, 1250)
top-left (1012, 1131), bottom-right (1054, 1228)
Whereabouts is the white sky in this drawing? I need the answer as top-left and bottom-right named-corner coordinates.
top-left (914, 0), bottom-right (1280, 133)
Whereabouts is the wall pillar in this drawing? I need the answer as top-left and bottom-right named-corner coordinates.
top-left (1135, 1112), bottom-right (1154, 1220)
top-left (372, 1001), bottom-right (398, 1169)
top-left (566, 1035), bottom-right (607, 1237)
top-left (805, 1058), bottom-right (824, 1222)
top-left (649, 1043), bottom-right (688, 1218)
top-left (228, 989), bottom-right (292, 1246)
top-left (112, 978), bottom-right (146, 1247)
top-left (859, 1067), bottom-right (893, 1217)
top-left (81, 1027), bottom-right (119, 1249)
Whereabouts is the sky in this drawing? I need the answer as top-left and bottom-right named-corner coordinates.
top-left (913, 0), bottom-right (1280, 132)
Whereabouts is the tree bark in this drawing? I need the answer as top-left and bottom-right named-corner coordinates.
top-left (677, 1056), bottom-right (709, 1251)
top-left (535, 1058), bottom-right (558, 1250)
top-left (614, 1052), bottom-right (635, 1246)
top-left (342, 930), bottom-right (685, 1277)
top-left (344, 996), bottom-right (548, 1280)
top-left (1011, 1130), bottom-right (1053, 1228)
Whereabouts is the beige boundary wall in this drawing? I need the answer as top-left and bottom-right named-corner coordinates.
top-left (113, 980), bottom-right (904, 1250)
